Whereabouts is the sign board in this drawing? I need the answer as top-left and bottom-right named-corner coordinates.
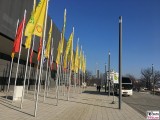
top-left (113, 72), bottom-right (119, 84)
top-left (109, 71), bottom-right (119, 84)
top-left (13, 86), bottom-right (23, 101)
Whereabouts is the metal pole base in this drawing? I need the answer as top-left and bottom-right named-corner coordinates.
top-left (111, 101), bottom-right (116, 104)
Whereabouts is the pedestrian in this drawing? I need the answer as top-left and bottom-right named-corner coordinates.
top-left (97, 85), bottom-right (99, 91)
top-left (99, 86), bottom-right (101, 92)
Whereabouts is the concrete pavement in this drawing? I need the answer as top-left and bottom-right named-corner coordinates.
top-left (0, 87), bottom-right (145, 120)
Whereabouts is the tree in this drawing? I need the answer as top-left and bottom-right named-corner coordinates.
top-left (126, 74), bottom-right (138, 89)
top-left (141, 68), bottom-right (152, 90)
top-left (141, 67), bottom-right (160, 91)
top-left (152, 70), bottom-right (160, 93)
top-left (85, 70), bottom-right (92, 85)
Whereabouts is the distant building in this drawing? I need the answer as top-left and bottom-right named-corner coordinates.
top-left (96, 69), bottom-right (100, 79)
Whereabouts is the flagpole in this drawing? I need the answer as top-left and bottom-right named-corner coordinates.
top-left (46, 64), bottom-right (51, 97)
top-left (67, 62), bottom-right (71, 100)
top-left (69, 27), bottom-right (74, 100)
top-left (84, 56), bottom-right (87, 90)
top-left (21, 32), bottom-right (36, 109)
top-left (27, 35), bottom-right (36, 93)
top-left (6, 19), bottom-right (19, 99)
top-left (20, 45), bottom-right (30, 109)
top-left (43, 58), bottom-right (49, 102)
top-left (59, 54), bottom-right (63, 94)
top-left (48, 37), bottom-right (54, 96)
top-left (74, 72), bottom-right (76, 94)
top-left (34, 61), bottom-right (39, 99)
top-left (34, 0), bottom-right (49, 117)
top-left (63, 69), bottom-right (66, 96)
top-left (56, 33), bottom-right (62, 104)
top-left (60, 54), bottom-right (63, 94)
top-left (13, 10), bottom-right (26, 99)
top-left (46, 37), bottom-right (53, 97)
top-left (56, 64), bottom-right (60, 105)
top-left (40, 63), bottom-right (44, 92)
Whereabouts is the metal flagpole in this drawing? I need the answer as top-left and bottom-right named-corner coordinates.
top-left (67, 26), bottom-right (74, 100)
top-left (60, 54), bottom-right (63, 94)
top-left (27, 35), bottom-right (36, 93)
top-left (67, 62), bottom-right (71, 100)
top-left (74, 72), bottom-right (76, 94)
top-left (43, 58), bottom-right (49, 102)
top-left (34, 0), bottom-right (49, 117)
top-left (27, 64), bottom-right (32, 94)
top-left (84, 55), bottom-right (86, 91)
top-left (46, 66), bottom-right (50, 97)
top-left (64, 69), bottom-right (66, 96)
top-left (59, 54), bottom-right (63, 94)
top-left (40, 62), bottom-right (44, 92)
top-left (82, 51), bottom-right (84, 92)
top-left (56, 64), bottom-right (60, 105)
top-left (108, 51), bottom-right (110, 96)
top-left (56, 34), bottom-right (62, 102)
top-left (6, 19), bottom-right (19, 99)
top-left (119, 16), bottom-right (122, 109)
top-left (79, 46), bottom-right (82, 94)
top-left (13, 10), bottom-right (26, 99)
top-left (20, 46), bottom-right (30, 109)
top-left (47, 38), bottom-right (54, 97)
top-left (34, 61), bottom-right (39, 99)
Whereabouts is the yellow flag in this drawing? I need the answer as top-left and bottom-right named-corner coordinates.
top-left (56, 40), bottom-right (61, 64)
top-left (24, 0), bottom-right (36, 49)
top-left (84, 57), bottom-right (86, 73)
top-left (45, 20), bottom-right (52, 58)
top-left (63, 32), bottom-right (73, 68)
top-left (79, 47), bottom-right (82, 70)
top-left (82, 54), bottom-right (84, 73)
top-left (63, 53), bottom-right (67, 69)
top-left (75, 42), bottom-right (79, 73)
top-left (25, 0), bottom-right (45, 37)
top-left (25, 35), bottom-right (32, 49)
top-left (11, 52), bottom-right (15, 58)
top-left (71, 52), bottom-right (75, 71)
top-left (33, 0), bottom-right (47, 37)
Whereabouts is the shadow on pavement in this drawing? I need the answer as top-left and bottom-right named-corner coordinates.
top-left (0, 96), bottom-right (34, 117)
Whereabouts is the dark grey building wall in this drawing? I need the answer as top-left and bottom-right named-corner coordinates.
top-left (0, 0), bottom-right (67, 90)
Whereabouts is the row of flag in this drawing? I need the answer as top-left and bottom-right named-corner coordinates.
top-left (7, 0), bottom-right (87, 116)
top-left (11, 0), bottom-right (86, 74)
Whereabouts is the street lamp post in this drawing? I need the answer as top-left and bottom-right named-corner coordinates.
top-left (108, 51), bottom-right (110, 96)
top-left (105, 63), bottom-right (107, 92)
top-left (152, 64), bottom-right (155, 95)
top-left (119, 16), bottom-right (122, 109)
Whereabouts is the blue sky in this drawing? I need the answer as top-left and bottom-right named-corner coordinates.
top-left (48, 0), bottom-right (160, 78)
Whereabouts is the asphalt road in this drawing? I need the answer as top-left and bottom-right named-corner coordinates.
top-left (122, 91), bottom-right (160, 117)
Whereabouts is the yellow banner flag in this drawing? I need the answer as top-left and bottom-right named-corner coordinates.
top-left (84, 57), bottom-right (86, 73)
top-left (79, 47), bottom-right (82, 70)
top-left (71, 52), bottom-right (75, 71)
top-left (75, 42), bottom-right (79, 73)
top-left (63, 32), bottom-right (73, 69)
top-left (82, 54), bottom-right (85, 73)
top-left (24, 0), bottom-right (45, 37)
top-left (25, 35), bottom-right (32, 49)
top-left (45, 20), bottom-right (52, 58)
top-left (56, 40), bottom-right (61, 65)
top-left (33, 0), bottom-right (47, 37)
top-left (24, 0), bottom-right (36, 49)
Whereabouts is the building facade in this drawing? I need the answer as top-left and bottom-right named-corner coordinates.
top-left (0, 0), bottom-right (67, 91)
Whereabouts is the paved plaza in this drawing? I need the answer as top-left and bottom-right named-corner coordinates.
top-left (0, 87), bottom-right (145, 120)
